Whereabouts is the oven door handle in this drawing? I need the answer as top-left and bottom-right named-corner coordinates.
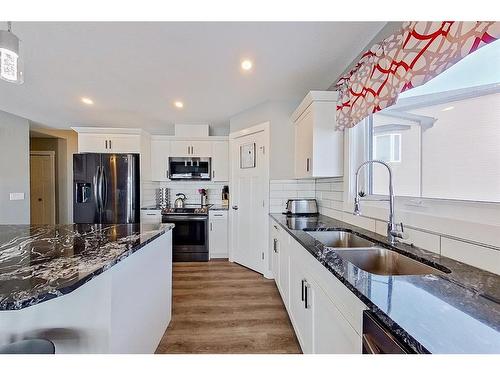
top-left (163, 215), bottom-right (208, 221)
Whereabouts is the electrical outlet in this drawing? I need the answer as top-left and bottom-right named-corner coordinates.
top-left (9, 193), bottom-right (25, 201)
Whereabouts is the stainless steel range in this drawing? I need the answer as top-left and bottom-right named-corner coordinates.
top-left (162, 204), bottom-right (210, 262)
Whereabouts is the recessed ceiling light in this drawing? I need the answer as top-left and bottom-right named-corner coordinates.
top-left (81, 97), bottom-right (94, 105)
top-left (442, 106), bottom-right (454, 112)
top-left (174, 101), bottom-right (184, 109)
top-left (241, 59), bottom-right (253, 71)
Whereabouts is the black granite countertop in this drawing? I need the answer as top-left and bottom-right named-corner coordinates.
top-left (270, 213), bottom-right (500, 354)
top-left (0, 223), bottom-right (174, 311)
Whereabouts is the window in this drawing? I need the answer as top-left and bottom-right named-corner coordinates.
top-left (373, 133), bottom-right (401, 163)
top-left (361, 39), bottom-right (500, 202)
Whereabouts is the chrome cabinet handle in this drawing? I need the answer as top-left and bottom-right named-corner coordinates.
top-left (301, 279), bottom-right (306, 302)
top-left (109, 139), bottom-right (112, 150)
top-left (306, 158), bottom-right (310, 172)
top-left (210, 222), bottom-right (213, 231)
top-left (232, 205), bottom-right (238, 210)
top-left (273, 238), bottom-right (278, 253)
top-left (212, 170), bottom-right (215, 179)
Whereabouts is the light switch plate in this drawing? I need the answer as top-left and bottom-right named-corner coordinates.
top-left (9, 192), bottom-right (25, 201)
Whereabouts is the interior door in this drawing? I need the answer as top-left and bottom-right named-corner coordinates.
top-left (30, 152), bottom-right (56, 224)
top-left (230, 129), bottom-right (269, 274)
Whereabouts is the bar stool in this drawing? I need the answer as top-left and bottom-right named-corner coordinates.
top-left (0, 339), bottom-right (55, 354)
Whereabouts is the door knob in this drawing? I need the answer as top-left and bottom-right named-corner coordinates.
top-left (232, 205), bottom-right (239, 210)
top-left (38, 198), bottom-right (43, 202)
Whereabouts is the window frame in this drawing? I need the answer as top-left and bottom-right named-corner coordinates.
top-left (357, 113), bottom-right (500, 205)
top-left (373, 133), bottom-right (402, 163)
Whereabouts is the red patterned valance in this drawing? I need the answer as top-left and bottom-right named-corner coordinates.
top-left (335, 21), bottom-right (500, 130)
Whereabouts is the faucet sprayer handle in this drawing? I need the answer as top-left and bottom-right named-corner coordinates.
top-left (391, 222), bottom-right (409, 240)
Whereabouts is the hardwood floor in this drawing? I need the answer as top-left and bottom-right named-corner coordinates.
top-left (155, 260), bottom-right (301, 354)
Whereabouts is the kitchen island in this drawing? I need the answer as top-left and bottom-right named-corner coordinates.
top-left (0, 223), bottom-right (174, 353)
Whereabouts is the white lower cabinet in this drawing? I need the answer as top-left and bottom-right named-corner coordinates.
top-left (209, 211), bottom-right (228, 259)
top-left (140, 210), bottom-right (162, 224)
top-left (313, 278), bottom-right (362, 353)
top-left (270, 223), bottom-right (281, 289)
top-left (269, 219), bottom-right (365, 354)
top-left (289, 255), bottom-right (314, 353)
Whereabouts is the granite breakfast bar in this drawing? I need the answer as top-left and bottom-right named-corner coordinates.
top-left (0, 223), bottom-right (174, 353)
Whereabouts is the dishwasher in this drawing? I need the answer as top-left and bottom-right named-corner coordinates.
top-left (362, 310), bottom-right (415, 354)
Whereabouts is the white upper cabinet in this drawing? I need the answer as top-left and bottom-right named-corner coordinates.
top-left (151, 139), bottom-right (171, 181)
top-left (170, 141), bottom-right (193, 157)
top-left (211, 141), bottom-right (229, 182)
top-left (191, 141), bottom-right (212, 157)
top-left (77, 134), bottom-right (110, 153)
top-left (292, 91), bottom-right (343, 178)
top-left (75, 130), bottom-right (141, 154)
top-left (170, 140), bottom-right (212, 157)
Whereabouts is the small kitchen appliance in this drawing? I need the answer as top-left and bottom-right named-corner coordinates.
top-left (284, 199), bottom-right (318, 216)
top-left (174, 193), bottom-right (187, 208)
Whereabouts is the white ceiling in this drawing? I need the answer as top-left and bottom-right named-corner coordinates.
top-left (0, 22), bottom-right (385, 134)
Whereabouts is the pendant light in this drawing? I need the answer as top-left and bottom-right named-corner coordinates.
top-left (0, 22), bottom-right (24, 84)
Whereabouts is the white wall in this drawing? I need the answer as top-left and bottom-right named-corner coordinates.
top-left (0, 110), bottom-right (30, 224)
top-left (229, 100), bottom-right (299, 180)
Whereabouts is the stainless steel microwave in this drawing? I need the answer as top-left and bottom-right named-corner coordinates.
top-left (168, 157), bottom-right (211, 180)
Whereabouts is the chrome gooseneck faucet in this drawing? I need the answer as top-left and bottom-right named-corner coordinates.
top-left (354, 160), bottom-right (407, 244)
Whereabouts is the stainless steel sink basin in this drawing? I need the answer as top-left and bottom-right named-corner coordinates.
top-left (334, 247), bottom-right (443, 276)
top-left (306, 230), bottom-right (374, 248)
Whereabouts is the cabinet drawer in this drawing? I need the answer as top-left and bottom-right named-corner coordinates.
top-left (140, 210), bottom-right (162, 224)
top-left (209, 211), bottom-right (228, 220)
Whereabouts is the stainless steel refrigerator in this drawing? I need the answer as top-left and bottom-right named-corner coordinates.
top-left (73, 153), bottom-right (140, 224)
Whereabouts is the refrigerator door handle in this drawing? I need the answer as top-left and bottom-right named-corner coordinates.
top-left (93, 166), bottom-right (101, 212)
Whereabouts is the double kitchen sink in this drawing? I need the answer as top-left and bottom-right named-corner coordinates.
top-left (305, 229), bottom-right (448, 276)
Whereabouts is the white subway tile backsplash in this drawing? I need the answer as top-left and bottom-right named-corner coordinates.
top-left (269, 179), bottom-right (316, 213)
top-left (142, 180), bottom-right (228, 207)
top-left (441, 238), bottom-right (500, 275)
